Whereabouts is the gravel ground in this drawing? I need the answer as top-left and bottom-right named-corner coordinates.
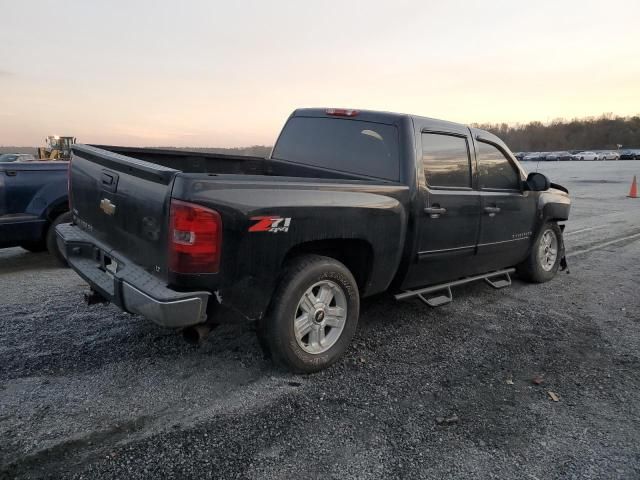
top-left (1, 161), bottom-right (639, 479)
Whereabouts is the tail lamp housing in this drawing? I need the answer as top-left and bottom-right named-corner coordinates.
top-left (169, 199), bottom-right (222, 274)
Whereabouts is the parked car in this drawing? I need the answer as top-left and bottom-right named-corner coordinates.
top-left (571, 151), bottom-right (600, 161)
top-left (57, 108), bottom-right (571, 373)
top-left (0, 153), bottom-right (37, 163)
top-left (619, 150), bottom-right (640, 160)
top-left (0, 160), bottom-right (71, 263)
top-left (600, 151), bottom-right (620, 161)
top-left (545, 151), bottom-right (572, 161)
top-left (523, 152), bottom-right (545, 161)
top-left (513, 152), bottom-right (526, 161)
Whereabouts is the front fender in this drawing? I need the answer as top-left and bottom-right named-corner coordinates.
top-left (538, 187), bottom-right (570, 221)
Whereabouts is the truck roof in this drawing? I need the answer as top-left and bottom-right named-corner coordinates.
top-left (293, 107), bottom-right (462, 128)
top-left (292, 108), bottom-right (507, 152)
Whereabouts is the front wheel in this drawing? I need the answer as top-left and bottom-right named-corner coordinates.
top-left (263, 254), bottom-right (360, 373)
top-left (517, 222), bottom-right (563, 283)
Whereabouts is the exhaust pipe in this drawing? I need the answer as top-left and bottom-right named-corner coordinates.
top-left (183, 322), bottom-right (217, 344)
top-left (84, 289), bottom-right (109, 305)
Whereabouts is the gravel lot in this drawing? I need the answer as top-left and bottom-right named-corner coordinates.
top-left (1, 161), bottom-right (639, 479)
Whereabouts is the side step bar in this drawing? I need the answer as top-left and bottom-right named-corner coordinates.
top-left (394, 268), bottom-right (515, 307)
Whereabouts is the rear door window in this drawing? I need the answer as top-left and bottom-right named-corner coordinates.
top-left (271, 117), bottom-right (400, 180)
top-left (421, 133), bottom-right (472, 189)
top-left (477, 141), bottom-right (520, 190)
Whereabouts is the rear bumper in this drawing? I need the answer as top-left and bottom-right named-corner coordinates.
top-left (55, 223), bottom-right (210, 328)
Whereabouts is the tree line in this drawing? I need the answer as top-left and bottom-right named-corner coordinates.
top-left (161, 145), bottom-right (272, 157)
top-left (472, 114), bottom-right (640, 152)
top-left (5, 114), bottom-right (640, 156)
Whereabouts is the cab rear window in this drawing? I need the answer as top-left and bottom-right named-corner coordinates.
top-left (272, 117), bottom-right (400, 181)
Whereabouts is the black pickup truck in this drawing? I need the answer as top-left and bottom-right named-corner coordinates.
top-left (57, 108), bottom-right (570, 372)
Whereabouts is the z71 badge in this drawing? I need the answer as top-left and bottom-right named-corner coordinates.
top-left (249, 216), bottom-right (292, 233)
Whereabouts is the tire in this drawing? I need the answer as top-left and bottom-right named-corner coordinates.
top-left (517, 222), bottom-right (562, 283)
top-left (263, 254), bottom-right (360, 373)
top-left (46, 211), bottom-right (73, 267)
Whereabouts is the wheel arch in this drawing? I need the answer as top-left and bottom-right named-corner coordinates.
top-left (44, 197), bottom-right (70, 222)
top-left (281, 238), bottom-right (374, 295)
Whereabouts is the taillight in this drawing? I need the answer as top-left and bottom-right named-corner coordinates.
top-left (325, 108), bottom-right (359, 117)
top-left (169, 199), bottom-right (222, 274)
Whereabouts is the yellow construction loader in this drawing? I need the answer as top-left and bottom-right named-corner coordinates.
top-left (37, 136), bottom-right (76, 161)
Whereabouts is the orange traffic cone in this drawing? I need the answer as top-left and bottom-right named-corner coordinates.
top-left (629, 175), bottom-right (638, 198)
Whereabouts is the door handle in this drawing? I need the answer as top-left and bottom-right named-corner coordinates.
top-left (5, 171), bottom-right (17, 176)
top-left (484, 206), bottom-right (501, 216)
top-left (424, 206), bottom-right (447, 218)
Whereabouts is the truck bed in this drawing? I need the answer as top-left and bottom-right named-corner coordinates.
top-left (68, 144), bottom-right (409, 302)
top-left (92, 145), bottom-right (389, 182)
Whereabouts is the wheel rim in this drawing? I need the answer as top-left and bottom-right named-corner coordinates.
top-left (538, 229), bottom-right (558, 272)
top-left (293, 280), bottom-right (347, 354)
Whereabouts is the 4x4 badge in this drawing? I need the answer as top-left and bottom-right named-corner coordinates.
top-left (249, 216), bottom-right (291, 233)
top-left (99, 198), bottom-right (116, 216)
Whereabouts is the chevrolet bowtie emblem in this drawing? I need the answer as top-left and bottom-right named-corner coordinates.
top-left (100, 198), bottom-right (116, 216)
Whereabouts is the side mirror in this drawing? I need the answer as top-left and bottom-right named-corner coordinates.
top-left (524, 172), bottom-right (550, 191)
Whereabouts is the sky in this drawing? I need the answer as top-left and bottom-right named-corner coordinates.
top-left (1, 0), bottom-right (639, 147)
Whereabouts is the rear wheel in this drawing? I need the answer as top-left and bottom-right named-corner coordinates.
top-left (264, 254), bottom-right (360, 373)
top-left (46, 211), bottom-right (73, 267)
top-left (517, 222), bottom-right (562, 283)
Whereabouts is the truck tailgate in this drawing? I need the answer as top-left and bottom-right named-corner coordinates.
top-left (70, 144), bottom-right (178, 281)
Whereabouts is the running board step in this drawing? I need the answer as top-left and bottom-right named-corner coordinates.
top-left (484, 272), bottom-right (512, 289)
top-left (417, 286), bottom-right (452, 307)
top-left (394, 268), bottom-right (516, 308)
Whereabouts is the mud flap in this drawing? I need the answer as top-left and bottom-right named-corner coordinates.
top-left (559, 224), bottom-right (570, 273)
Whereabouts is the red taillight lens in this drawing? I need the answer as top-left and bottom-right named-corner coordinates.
top-left (325, 108), bottom-right (359, 117)
top-left (169, 199), bottom-right (222, 274)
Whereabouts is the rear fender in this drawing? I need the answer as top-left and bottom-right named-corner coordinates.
top-left (44, 197), bottom-right (70, 221)
top-left (173, 177), bottom-right (410, 320)
top-left (218, 236), bottom-right (388, 322)
top-left (24, 179), bottom-right (68, 219)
